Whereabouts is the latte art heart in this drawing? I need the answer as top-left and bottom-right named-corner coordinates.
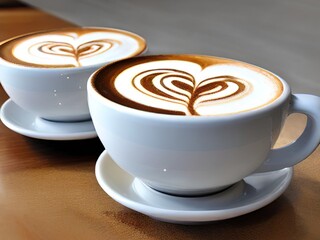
top-left (0, 28), bottom-right (146, 68)
top-left (94, 55), bottom-right (283, 116)
top-left (33, 39), bottom-right (117, 67)
top-left (132, 69), bottom-right (248, 115)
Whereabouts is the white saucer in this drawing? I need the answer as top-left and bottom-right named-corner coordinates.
top-left (0, 99), bottom-right (97, 140)
top-left (95, 150), bottom-right (293, 224)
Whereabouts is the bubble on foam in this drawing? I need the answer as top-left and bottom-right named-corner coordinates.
top-left (113, 60), bottom-right (282, 116)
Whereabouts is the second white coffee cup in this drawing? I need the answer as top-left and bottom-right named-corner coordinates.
top-left (0, 27), bottom-right (146, 122)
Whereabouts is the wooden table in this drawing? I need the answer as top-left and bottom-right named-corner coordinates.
top-left (0, 5), bottom-right (319, 240)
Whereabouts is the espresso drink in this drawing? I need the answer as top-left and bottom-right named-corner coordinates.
top-left (93, 55), bottom-right (283, 116)
top-left (0, 27), bottom-right (146, 68)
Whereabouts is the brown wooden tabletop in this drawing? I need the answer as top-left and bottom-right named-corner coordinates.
top-left (0, 4), bottom-right (319, 240)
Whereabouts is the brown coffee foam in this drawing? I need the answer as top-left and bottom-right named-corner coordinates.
top-left (0, 27), bottom-right (146, 68)
top-left (93, 55), bottom-right (283, 116)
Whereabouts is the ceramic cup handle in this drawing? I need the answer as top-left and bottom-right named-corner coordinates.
top-left (256, 94), bottom-right (320, 172)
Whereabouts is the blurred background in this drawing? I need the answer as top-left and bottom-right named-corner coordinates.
top-left (2, 0), bottom-right (320, 95)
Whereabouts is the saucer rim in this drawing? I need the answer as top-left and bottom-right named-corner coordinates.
top-left (95, 150), bottom-right (293, 223)
top-left (0, 99), bottom-right (97, 140)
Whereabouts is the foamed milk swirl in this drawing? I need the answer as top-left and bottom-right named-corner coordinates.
top-left (94, 55), bottom-right (283, 116)
top-left (0, 27), bottom-right (146, 68)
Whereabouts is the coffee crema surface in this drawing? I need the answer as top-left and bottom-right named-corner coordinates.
top-left (0, 27), bottom-right (146, 68)
top-left (93, 55), bottom-right (283, 116)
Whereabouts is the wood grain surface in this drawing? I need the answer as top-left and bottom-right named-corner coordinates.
top-left (0, 4), bottom-right (319, 240)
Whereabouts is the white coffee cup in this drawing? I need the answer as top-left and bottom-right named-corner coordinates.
top-left (88, 54), bottom-right (320, 196)
top-left (0, 27), bottom-right (146, 122)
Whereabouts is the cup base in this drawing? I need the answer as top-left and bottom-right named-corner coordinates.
top-left (41, 114), bottom-right (91, 123)
top-left (143, 181), bottom-right (234, 197)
